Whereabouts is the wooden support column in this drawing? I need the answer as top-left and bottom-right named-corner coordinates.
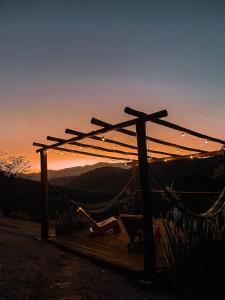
top-left (40, 149), bottom-right (49, 240)
top-left (131, 160), bottom-right (138, 191)
top-left (136, 118), bottom-right (155, 279)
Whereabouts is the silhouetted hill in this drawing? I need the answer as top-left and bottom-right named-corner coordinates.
top-left (149, 155), bottom-right (224, 191)
top-left (60, 166), bottom-right (131, 193)
top-left (0, 174), bottom-right (114, 221)
top-left (30, 162), bottom-right (127, 181)
top-left (52, 155), bottom-right (224, 193)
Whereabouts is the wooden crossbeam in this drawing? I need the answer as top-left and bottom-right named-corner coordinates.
top-left (33, 142), bottom-right (134, 162)
top-left (34, 109), bottom-right (167, 152)
top-left (65, 129), bottom-right (180, 157)
top-left (47, 136), bottom-right (139, 157)
top-left (146, 150), bottom-right (224, 164)
top-left (91, 118), bottom-right (206, 153)
top-left (125, 149), bottom-right (223, 165)
top-left (124, 107), bottom-right (225, 145)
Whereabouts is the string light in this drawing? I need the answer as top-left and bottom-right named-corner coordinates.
top-left (60, 151), bottom-right (64, 155)
top-left (91, 149), bottom-right (94, 153)
top-left (102, 136), bottom-right (105, 141)
top-left (205, 139), bottom-right (209, 144)
top-left (79, 146), bottom-right (82, 150)
top-left (190, 155), bottom-right (193, 159)
top-left (177, 149), bottom-right (180, 153)
top-left (182, 132), bottom-right (185, 137)
top-left (113, 145), bottom-right (117, 149)
top-left (164, 159), bottom-right (168, 162)
top-left (124, 162), bottom-right (127, 166)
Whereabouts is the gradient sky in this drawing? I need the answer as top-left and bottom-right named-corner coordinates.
top-left (0, 0), bottom-right (225, 171)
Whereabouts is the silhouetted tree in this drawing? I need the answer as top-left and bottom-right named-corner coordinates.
top-left (0, 151), bottom-right (31, 178)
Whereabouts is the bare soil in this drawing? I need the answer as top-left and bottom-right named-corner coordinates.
top-left (0, 218), bottom-right (186, 300)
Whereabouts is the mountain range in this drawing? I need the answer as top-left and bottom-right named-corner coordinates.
top-left (30, 162), bottom-right (128, 181)
top-left (30, 155), bottom-right (224, 193)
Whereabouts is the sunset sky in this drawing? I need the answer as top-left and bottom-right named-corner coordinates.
top-left (0, 1), bottom-right (225, 171)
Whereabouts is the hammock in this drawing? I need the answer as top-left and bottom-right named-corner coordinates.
top-left (49, 175), bottom-right (134, 215)
top-left (148, 165), bottom-right (225, 219)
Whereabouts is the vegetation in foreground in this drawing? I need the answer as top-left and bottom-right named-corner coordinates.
top-left (163, 216), bottom-right (225, 297)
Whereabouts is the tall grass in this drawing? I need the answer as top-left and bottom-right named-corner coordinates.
top-left (162, 216), bottom-right (225, 295)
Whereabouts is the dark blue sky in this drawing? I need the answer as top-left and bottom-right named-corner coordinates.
top-left (0, 1), bottom-right (224, 169)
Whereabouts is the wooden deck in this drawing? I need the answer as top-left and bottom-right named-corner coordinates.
top-left (49, 219), bottom-right (167, 275)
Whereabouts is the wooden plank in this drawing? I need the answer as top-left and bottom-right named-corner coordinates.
top-left (49, 220), bottom-right (167, 275)
top-left (50, 222), bottom-right (144, 272)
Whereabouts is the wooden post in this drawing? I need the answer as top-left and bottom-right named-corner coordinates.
top-left (136, 118), bottom-right (155, 279)
top-left (131, 160), bottom-right (138, 190)
top-left (40, 149), bottom-right (49, 240)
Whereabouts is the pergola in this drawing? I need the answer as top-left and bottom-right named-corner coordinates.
top-left (33, 107), bottom-right (225, 279)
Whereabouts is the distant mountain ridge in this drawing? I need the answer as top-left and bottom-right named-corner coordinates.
top-left (30, 156), bottom-right (224, 194)
top-left (30, 162), bottom-right (127, 181)
top-left (51, 166), bottom-right (131, 193)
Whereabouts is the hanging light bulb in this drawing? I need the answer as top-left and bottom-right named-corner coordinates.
top-left (164, 159), bottom-right (168, 162)
top-left (102, 136), bottom-right (105, 141)
top-left (182, 132), bottom-right (185, 137)
top-left (113, 145), bottom-right (117, 149)
top-left (190, 155), bottom-right (193, 159)
top-left (79, 146), bottom-right (82, 150)
top-left (60, 151), bottom-right (64, 155)
top-left (205, 139), bottom-right (209, 144)
top-left (91, 149), bottom-right (94, 153)
top-left (177, 149), bottom-right (180, 153)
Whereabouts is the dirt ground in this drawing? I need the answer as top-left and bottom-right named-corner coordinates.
top-left (0, 218), bottom-right (187, 300)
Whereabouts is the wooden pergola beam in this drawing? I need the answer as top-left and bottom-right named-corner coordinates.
top-left (34, 109), bottom-right (167, 152)
top-left (65, 129), bottom-right (181, 157)
top-left (125, 150), bottom-right (223, 166)
top-left (91, 118), bottom-right (206, 153)
top-left (33, 142), bottom-right (135, 162)
top-left (124, 107), bottom-right (225, 145)
top-left (47, 136), bottom-right (139, 157)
